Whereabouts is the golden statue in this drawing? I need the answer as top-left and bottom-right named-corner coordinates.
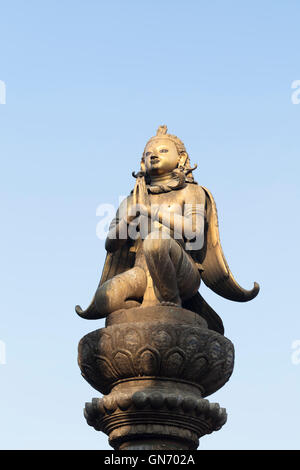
top-left (76, 125), bottom-right (259, 334)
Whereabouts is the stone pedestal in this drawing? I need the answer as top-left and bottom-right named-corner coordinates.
top-left (78, 305), bottom-right (234, 450)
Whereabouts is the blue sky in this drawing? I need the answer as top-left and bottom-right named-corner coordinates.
top-left (0, 0), bottom-right (300, 449)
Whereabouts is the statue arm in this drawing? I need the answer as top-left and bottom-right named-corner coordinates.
top-left (153, 187), bottom-right (206, 241)
top-left (105, 196), bottom-right (132, 253)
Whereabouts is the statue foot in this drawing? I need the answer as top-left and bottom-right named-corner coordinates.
top-left (123, 300), bottom-right (142, 309)
top-left (141, 298), bottom-right (181, 308)
top-left (160, 300), bottom-right (182, 307)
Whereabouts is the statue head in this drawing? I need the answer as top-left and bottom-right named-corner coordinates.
top-left (140, 125), bottom-right (196, 183)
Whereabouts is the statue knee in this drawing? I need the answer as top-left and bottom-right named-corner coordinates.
top-left (143, 234), bottom-right (171, 258)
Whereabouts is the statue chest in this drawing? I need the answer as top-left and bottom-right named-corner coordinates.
top-left (148, 190), bottom-right (186, 215)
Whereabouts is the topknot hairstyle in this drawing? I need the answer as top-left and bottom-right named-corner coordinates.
top-left (144, 125), bottom-right (187, 155)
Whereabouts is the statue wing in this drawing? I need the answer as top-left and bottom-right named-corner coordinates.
top-left (75, 244), bottom-right (135, 318)
top-left (183, 292), bottom-right (224, 335)
top-left (99, 244), bottom-right (135, 285)
top-left (199, 186), bottom-right (260, 302)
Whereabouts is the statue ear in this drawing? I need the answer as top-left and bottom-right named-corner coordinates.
top-left (140, 157), bottom-right (146, 173)
top-left (178, 151), bottom-right (188, 169)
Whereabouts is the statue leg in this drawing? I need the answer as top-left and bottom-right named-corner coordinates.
top-left (76, 266), bottom-right (147, 319)
top-left (95, 266), bottom-right (147, 315)
top-left (143, 234), bottom-right (200, 305)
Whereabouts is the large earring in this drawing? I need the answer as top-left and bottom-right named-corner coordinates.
top-left (132, 157), bottom-right (150, 184)
top-left (178, 152), bottom-right (188, 170)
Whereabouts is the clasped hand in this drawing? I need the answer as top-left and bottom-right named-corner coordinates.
top-left (123, 203), bottom-right (152, 224)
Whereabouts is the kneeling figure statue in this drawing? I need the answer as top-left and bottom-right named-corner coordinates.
top-left (76, 125), bottom-right (259, 450)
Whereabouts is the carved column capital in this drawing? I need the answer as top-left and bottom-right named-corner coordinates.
top-left (78, 306), bottom-right (234, 449)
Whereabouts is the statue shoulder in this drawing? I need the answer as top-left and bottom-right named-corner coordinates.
top-left (199, 186), bottom-right (217, 207)
top-left (184, 183), bottom-right (206, 204)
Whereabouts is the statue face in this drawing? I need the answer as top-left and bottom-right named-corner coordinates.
top-left (143, 138), bottom-right (179, 176)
